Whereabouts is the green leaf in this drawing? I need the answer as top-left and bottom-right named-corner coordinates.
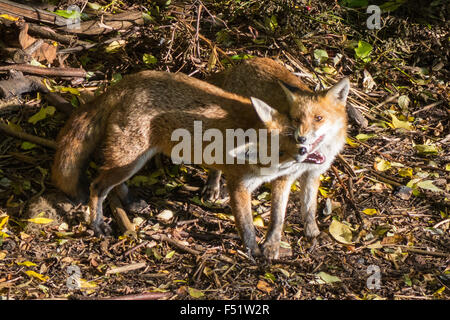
top-left (21, 141), bottom-right (37, 150)
top-left (165, 250), bottom-right (175, 259)
top-left (143, 53), bottom-right (157, 66)
top-left (355, 133), bottom-right (376, 141)
top-left (354, 41), bottom-right (373, 63)
top-left (339, 0), bottom-right (368, 8)
top-left (314, 49), bottom-right (328, 64)
top-left (416, 180), bottom-right (443, 193)
top-left (414, 144), bottom-right (438, 155)
top-left (28, 106), bottom-right (56, 124)
top-left (54, 9), bottom-right (81, 19)
top-left (188, 287), bottom-right (205, 298)
top-left (111, 73), bottom-right (122, 85)
top-left (316, 271), bottom-right (342, 284)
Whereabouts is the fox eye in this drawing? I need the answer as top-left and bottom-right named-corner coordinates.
top-left (315, 115), bottom-right (323, 122)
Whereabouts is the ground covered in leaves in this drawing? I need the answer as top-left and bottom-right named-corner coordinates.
top-left (0, 0), bottom-right (448, 300)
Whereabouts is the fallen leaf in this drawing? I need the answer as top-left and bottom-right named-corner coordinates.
top-left (416, 180), bottom-right (443, 193)
top-left (329, 219), bottom-right (354, 244)
top-left (316, 271), bottom-right (342, 284)
top-left (25, 270), bottom-right (49, 282)
top-left (188, 286), bottom-right (205, 298)
top-left (27, 217), bottom-right (53, 224)
top-left (390, 114), bottom-right (414, 130)
top-left (257, 280), bottom-right (273, 293)
top-left (362, 208), bottom-right (378, 216)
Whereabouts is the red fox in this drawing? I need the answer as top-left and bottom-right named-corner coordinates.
top-left (52, 66), bottom-right (349, 260)
top-left (206, 57), bottom-right (349, 241)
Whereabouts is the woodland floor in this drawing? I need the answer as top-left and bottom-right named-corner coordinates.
top-left (0, 0), bottom-right (448, 300)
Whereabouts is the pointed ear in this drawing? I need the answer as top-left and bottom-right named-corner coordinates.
top-left (278, 81), bottom-right (298, 105)
top-left (250, 97), bottom-right (278, 124)
top-left (326, 78), bottom-right (350, 104)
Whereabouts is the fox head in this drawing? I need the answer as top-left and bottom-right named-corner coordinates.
top-left (245, 96), bottom-right (309, 166)
top-left (278, 78), bottom-right (349, 164)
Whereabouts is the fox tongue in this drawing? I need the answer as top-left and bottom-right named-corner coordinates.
top-left (303, 151), bottom-right (325, 164)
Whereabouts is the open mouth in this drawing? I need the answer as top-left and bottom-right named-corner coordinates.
top-left (302, 135), bottom-right (326, 164)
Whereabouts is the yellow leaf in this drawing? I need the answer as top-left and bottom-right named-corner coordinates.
top-left (329, 219), bottom-right (354, 244)
top-left (80, 279), bottom-right (97, 289)
top-left (374, 158), bottom-right (391, 172)
top-left (346, 137), bottom-right (359, 148)
top-left (253, 215), bottom-right (265, 228)
top-left (398, 168), bottom-right (413, 178)
top-left (362, 208), bottom-right (378, 216)
top-left (25, 270), bottom-right (49, 282)
top-left (390, 114), bottom-right (414, 130)
top-left (0, 215), bottom-right (9, 229)
top-left (27, 217), bottom-right (54, 224)
top-left (0, 251), bottom-right (7, 260)
top-left (17, 261), bottom-right (37, 267)
top-left (318, 187), bottom-right (329, 198)
top-left (0, 14), bottom-right (19, 21)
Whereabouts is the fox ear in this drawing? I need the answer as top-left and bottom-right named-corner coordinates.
top-left (250, 97), bottom-right (277, 124)
top-left (327, 78), bottom-right (350, 104)
top-left (278, 81), bottom-right (298, 105)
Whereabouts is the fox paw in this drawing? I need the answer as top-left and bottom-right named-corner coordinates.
top-left (126, 199), bottom-right (148, 214)
top-left (92, 221), bottom-right (112, 237)
top-left (304, 222), bottom-right (320, 239)
top-left (260, 241), bottom-right (280, 260)
top-left (201, 183), bottom-right (221, 202)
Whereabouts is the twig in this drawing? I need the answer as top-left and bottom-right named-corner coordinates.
top-left (433, 218), bottom-right (450, 229)
top-left (0, 122), bottom-right (57, 149)
top-left (102, 292), bottom-right (172, 300)
top-left (412, 100), bottom-right (443, 115)
top-left (106, 262), bottom-right (147, 275)
top-left (148, 233), bottom-right (201, 256)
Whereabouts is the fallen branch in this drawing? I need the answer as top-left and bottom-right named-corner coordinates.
top-left (0, 0), bottom-right (67, 26)
top-left (0, 122), bottom-right (57, 149)
top-left (0, 72), bottom-right (47, 99)
top-left (0, 64), bottom-right (87, 78)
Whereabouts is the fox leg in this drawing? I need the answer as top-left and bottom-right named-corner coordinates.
top-left (202, 169), bottom-right (222, 201)
top-left (298, 172), bottom-right (321, 238)
top-left (114, 183), bottom-right (148, 213)
top-left (89, 148), bottom-right (158, 236)
top-left (261, 175), bottom-right (292, 259)
top-left (227, 177), bottom-right (261, 258)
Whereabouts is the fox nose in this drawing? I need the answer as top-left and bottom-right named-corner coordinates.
top-left (296, 135), bottom-right (307, 144)
top-left (298, 147), bottom-right (308, 155)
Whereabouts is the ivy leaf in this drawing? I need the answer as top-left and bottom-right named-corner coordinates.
top-left (314, 49), bottom-right (328, 64)
top-left (354, 41), bottom-right (372, 63)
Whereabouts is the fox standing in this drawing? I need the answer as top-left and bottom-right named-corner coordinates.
top-left (52, 59), bottom-right (349, 260)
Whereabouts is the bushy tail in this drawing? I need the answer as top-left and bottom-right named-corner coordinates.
top-left (51, 103), bottom-right (106, 203)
